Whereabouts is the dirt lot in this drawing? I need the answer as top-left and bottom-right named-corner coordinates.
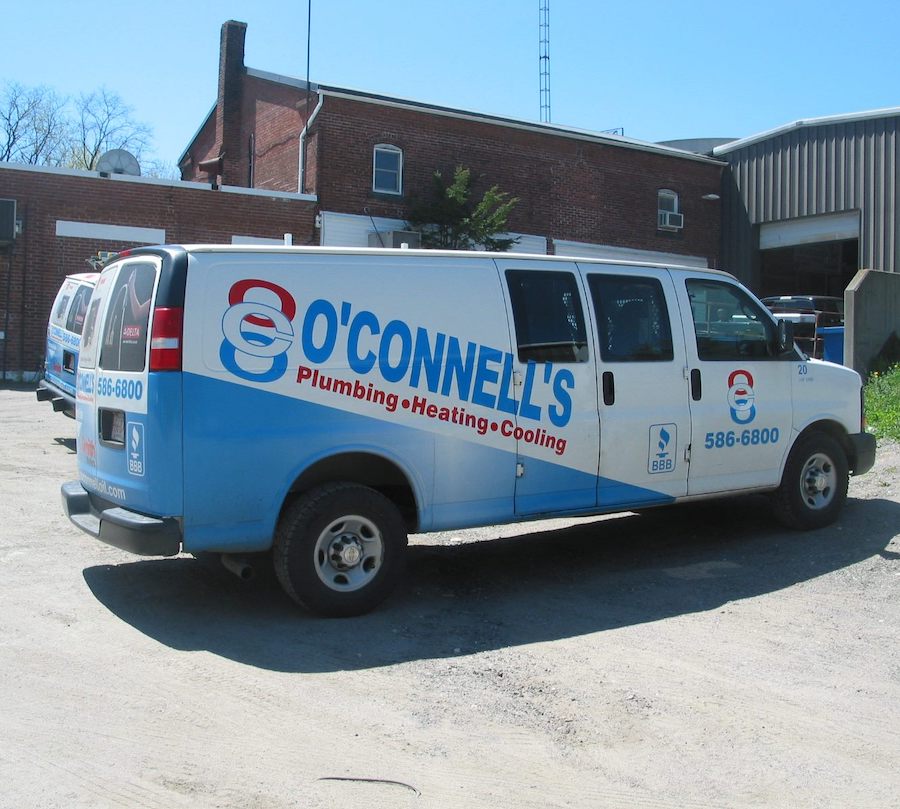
top-left (1, 385), bottom-right (898, 808)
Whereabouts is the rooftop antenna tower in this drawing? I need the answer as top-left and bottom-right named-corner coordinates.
top-left (539, 0), bottom-right (551, 123)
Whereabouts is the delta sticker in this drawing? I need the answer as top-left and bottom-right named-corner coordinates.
top-left (648, 423), bottom-right (676, 474)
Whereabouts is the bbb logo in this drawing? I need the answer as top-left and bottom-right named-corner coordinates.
top-left (648, 423), bottom-right (676, 474)
top-left (727, 369), bottom-right (756, 425)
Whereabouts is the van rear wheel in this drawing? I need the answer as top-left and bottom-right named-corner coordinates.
top-left (274, 483), bottom-right (407, 617)
top-left (772, 432), bottom-right (848, 530)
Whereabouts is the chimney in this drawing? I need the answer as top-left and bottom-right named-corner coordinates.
top-left (216, 20), bottom-right (247, 187)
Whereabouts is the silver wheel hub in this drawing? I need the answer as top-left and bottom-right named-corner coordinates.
top-left (314, 515), bottom-right (383, 592)
top-left (330, 535), bottom-right (363, 569)
top-left (800, 452), bottom-right (836, 510)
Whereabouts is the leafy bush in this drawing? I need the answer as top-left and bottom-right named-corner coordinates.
top-left (865, 364), bottom-right (900, 440)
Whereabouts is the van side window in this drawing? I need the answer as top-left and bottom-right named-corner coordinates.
top-left (99, 263), bottom-right (156, 372)
top-left (686, 279), bottom-right (776, 360)
top-left (506, 270), bottom-right (588, 363)
top-left (588, 274), bottom-right (674, 362)
top-left (65, 284), bottom-right (93, 335)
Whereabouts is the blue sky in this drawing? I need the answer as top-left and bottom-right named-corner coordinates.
top-left (2, 0), bottom-right (898, 167)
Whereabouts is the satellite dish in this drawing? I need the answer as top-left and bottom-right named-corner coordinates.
top-left (96, 149), bottom-right (141, 177)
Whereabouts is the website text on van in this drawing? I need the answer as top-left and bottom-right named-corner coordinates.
top-left (61, 246), bottom-right (876, 616)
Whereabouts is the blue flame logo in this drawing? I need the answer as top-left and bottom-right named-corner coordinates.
top-left (658, 427), bottom-right (670, 456)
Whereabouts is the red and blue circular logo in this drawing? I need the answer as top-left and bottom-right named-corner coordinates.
top-left (727, 369), bottom-right (756, 425)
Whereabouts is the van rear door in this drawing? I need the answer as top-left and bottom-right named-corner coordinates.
top-left (75, 253), bottom-right (183, 517)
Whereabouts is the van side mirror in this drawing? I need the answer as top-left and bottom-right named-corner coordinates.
top-left (777, 318), bottom-right (795, 355)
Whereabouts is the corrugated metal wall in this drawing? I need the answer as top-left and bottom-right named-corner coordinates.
top-left (721, 114), bottom-right (899, 287)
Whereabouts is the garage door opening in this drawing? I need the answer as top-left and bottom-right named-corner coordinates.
top-left (759, 238), bottom-right (858, 298)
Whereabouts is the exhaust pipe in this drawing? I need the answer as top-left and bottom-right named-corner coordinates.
top-left (220, 554), bottom-right (254, 581)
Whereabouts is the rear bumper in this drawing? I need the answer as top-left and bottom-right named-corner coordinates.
top-left (36, 378), bottom-right (76, 416)
top-left (61, 480), bottom-right (182, 556)
top-left (849, 432), bottom-right (877, 476)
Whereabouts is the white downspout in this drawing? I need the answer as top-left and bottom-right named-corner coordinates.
top-left (298, 89), bottom-right (325, 195)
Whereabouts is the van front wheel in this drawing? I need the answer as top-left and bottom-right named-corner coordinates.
top-left (772, 432), bottom-right (848, 530)
top-left (274, 483), bottom-right (407, 617)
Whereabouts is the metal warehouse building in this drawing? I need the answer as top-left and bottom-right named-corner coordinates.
top-left (716, 108), bottom-right (900, 297)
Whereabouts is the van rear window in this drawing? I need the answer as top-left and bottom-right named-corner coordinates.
top-left (99, 262), bottom-right (156, 372)
top-left (65, 284), bottom-right (93, 335)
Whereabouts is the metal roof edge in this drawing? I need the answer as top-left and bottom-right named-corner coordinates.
top-left (0, 160), bottom-right (317, 201)
top-left (246, 67), bottom-right (318, 92)
top-left (318, 87), bottom-right (723, 164)
top-left (177, 104), bottom-right (216, 167)
top-left (231, 66), bottom-right (722, 165)
top-left (713, 107), bottom-right (900, 155)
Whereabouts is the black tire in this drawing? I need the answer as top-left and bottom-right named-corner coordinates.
top-left (772, 431), bottom-right (848, 530)
top-left (273, 483), bottom-right (407, 617)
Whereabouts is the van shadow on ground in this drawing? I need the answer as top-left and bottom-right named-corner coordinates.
top-left (82, 494), bottom-right (899, 673)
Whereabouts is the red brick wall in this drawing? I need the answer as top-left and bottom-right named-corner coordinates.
top-left (217, 20), bottom-right (247, 187)
top-left (180, 113), bottom-right (218, 181)
top-left (311, 96), bottom-right (722, 264)
top-left (0, 165), bottom-right (316, 378)
top-left (245, 76), bottom-right (309, 193)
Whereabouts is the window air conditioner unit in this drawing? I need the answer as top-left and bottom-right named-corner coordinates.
top-left (367, 230), bottom-right (422, 249)
top-left (658, 211), bottom-right (684, 230)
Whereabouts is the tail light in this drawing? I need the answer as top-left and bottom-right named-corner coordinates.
top-left (149, 307), bottom-right (183, 371)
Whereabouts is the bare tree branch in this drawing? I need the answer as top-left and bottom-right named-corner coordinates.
top-left (0, 82), bottom-right (69, 164)
top-left (1, 81), bottom-right (155, 171)
top-left (69, 87), bottom-right (152, 170)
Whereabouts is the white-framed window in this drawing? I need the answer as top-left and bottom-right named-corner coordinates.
top-left (373, 144), bottom-right (403, 194)
top-left (657, 189), bottom-right (683, 230)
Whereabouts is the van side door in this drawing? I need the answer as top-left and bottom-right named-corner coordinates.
top-left (675, 273), bottom-right (793, 495)
top-left (495, 259), bottom-right (600, 515)
top-left (580, 267), bottom-right (691, 507)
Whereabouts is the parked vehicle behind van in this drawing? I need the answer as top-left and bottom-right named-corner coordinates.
top-left (37, 272), bottom-right (98, 417)
top-left (761, 295), bottom-right (844, 359)
top-left (62, 246), bottom-right (876, 616)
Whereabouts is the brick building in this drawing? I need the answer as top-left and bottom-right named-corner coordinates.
top-left (0, 165), bottom-right (315, 379)
top-left (181, 20), bottom-right (724, 265)
top-left (1, 18), bottom-right (725, 380)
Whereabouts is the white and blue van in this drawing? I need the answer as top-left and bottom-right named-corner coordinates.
top-left (62, 246), bottom-right (876, 616)
top-left (37, 272), bottom-right (98, 417)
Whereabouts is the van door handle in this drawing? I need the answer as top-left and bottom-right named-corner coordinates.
top-left (602, 371), bottom-right (615, 405)
top-left (690, 368), bottom-right (702, 401)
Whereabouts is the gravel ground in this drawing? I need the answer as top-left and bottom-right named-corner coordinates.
top-left (1, 385), bottom-right (898, 808)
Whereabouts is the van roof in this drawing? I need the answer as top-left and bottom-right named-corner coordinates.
top-left (65, 272), bottom-right (99, 284)
top-left (152, 244), bottom-right (734, 278)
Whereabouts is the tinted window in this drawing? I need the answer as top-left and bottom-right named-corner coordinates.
top-left (588, 274), bottom-right (673, 362)
top-left (51, 293), bottom-right (71, 326)
top-left (99, 262), bottom-right (156, 372)
top-left (78, 298), bottom-right (102, 370)
top-left (65, 284), bottom-right (93, 335)
top-left (506, 270), bottom-right (588, 363)
top-left (687, 279), bottom-right (776, 361)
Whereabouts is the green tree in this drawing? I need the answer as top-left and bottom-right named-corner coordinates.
top-left (405, 165), bottom-right (519, 251)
